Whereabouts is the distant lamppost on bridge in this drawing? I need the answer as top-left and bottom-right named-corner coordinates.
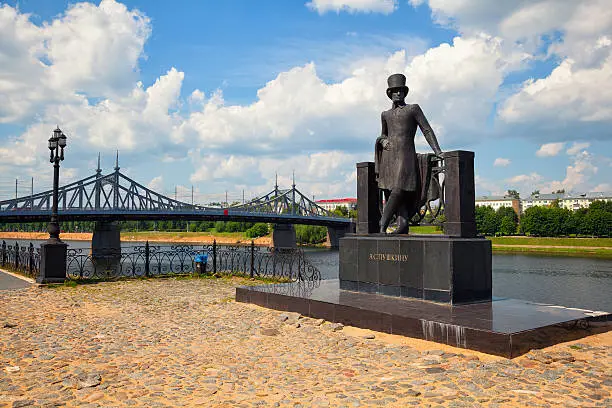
top-left (38, 127), bottom-right (68, 283)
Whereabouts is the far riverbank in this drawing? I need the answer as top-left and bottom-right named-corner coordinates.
top-left (0, 231), bottom-right (610, 258)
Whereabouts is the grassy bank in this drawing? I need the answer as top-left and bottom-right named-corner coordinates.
top-left (489, 236), bottom-right (612, 247)
top-left (408, 228), bottom-right (612, 258)
top-left (491, 245), bottom-right (612, 258)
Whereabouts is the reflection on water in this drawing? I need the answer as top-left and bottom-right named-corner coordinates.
top-left (7, 240), bottom-right (612, 312)
top-left (492, 254), bottom-right (611, 312)
top-left (301, 248), bottom-right (612, 312)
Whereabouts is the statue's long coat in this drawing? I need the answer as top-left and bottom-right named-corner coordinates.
top-left (375, 104), bottom-right (441, 192)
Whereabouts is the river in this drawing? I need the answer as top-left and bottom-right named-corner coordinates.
top-left (8, 239), bottom-right (612, 312)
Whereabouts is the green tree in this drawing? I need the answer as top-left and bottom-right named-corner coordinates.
top-left (295, 225), bottom-right (327, 244)
top-left (589, 200), bottom-right (612, 213)
top-left (506, 189), bottom-right (520, 199)
top-left (245, 223), bottom-right (269, 238)
top-left (520, 206), bottom-right (547, 236)
top-left (584, 209), bottom-right (612, 237)
top-left (475, 206), bottom-right (498, 235)
top-left (332, 206), bottom-right (349, 217)
top-left (497, 206), bottom-right (518, 235)
top-left (499, 216), bottom-right (517, 235)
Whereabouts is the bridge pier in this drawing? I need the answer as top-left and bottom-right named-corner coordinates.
top-left (272, 224), bottom-right (296, 249)
top-left (326, 222), bottom-right (356, 249)
top-left (92, 221), bottom-right (122, 275)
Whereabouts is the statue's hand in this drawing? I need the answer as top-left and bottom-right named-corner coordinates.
top-left (381, 139), bottom-right (390, 150)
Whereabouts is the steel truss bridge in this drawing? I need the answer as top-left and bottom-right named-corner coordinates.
top-left (0, 165), bottom-right (350, 228)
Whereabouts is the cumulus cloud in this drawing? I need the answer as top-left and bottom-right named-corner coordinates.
top-left (536, 142), bottom-right (565, 157)
top-left (566, 142), bottom-right (590, 156)
top-left (593, 183), bottom-right (611, 192)
top-left (147, 175), bottom-right (164, 192)
top-left (493, 157), bottom-right (511, 167)
top-left (174, 34), bottom-right (520, 157)
top-left (507, 173), bottom-right (543, 184)
top-left (188, 150), bottom-right (360, 198)
top-left (0, 1), bottom-right (150, 124)
top-left (1, 0), bottom-right (609, 198)
top-left (505, 149), bottom-right (607, 195)
top-left (306, 0), bottom-right (397, 14)
top-left (413, 1), bottom-right (612, 138)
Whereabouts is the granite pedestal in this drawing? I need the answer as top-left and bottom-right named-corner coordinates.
top-left (236, 280), bottom-right (610, 358)
top-left (339, 234), bottom-right (491, 304)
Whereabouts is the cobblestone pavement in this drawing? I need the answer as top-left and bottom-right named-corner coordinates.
top-left (1, 278), bottom-right (610, 408)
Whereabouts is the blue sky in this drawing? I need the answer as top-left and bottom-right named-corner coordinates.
top-left (0, 0), bottom-right (610, 204)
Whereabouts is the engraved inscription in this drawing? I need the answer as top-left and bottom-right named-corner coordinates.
top-left (368, 253), bottom-right (409, 262)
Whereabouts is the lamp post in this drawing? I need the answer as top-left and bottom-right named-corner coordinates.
top-left (47, 127), bottom-right (66, 242)
top-left (38, 127), bottom-right (68, 283)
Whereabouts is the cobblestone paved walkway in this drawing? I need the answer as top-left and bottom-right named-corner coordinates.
top-left (1, 278), bottom-right (610, 407)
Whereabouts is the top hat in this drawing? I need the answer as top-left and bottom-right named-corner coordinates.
top-left (386, 73), bottom-right (409, 99)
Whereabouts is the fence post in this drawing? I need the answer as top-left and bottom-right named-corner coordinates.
top-left (213, 239), bottom-right (217, 274)
top-left (14, 242), bottom-right (19, 270)
top-left (250, 240), bottom-right (255, 278)
top-left (144, 240), bottom-right (150, 277)
top-left (29, 243), bottom-right (34, 276)
top-left (1, 241), bottom-right (5, 267)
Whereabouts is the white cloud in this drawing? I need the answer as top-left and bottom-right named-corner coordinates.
top-left (493, 158), bottom-right (511, 167)
top-left (505, 149), bottom-right (607, 195)
top-left (593, 183), bottom-right (611, 192)
top-left (189, 150), bottom-right (360, 198)
top-left (147, 175), bottom-right (164, 192)
top-left (474, 174), bottom-right (505, 196)
top-left (306, 0), bottom-right (397, 14)
top-left (544, 151), bottom-right (598, 193)
top-left (536, 142), bottom-right (565, 157)
top-left (508, 173), bottom-right (543, 184)
top-left (499, 58), bottom-right (612, 124)
top-left (413, 1), bottom-right (612, 135)
top-left (0, 1), bottom-right (150, 125)
top-left (174, 34), bottom-right (519, 157)
top-left (43, 0), bottom-right (151, 96)
top-left (566, 142), bottom-right (590, 156)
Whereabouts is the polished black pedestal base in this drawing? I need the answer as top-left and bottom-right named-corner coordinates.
top-left (38, 241), bottom-right (68, 284)
top-left (236, 280), bottom-right (610, 358)
top-left (339, 234), bottom-right (492, 304)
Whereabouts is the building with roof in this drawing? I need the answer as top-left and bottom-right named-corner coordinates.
top-left (475, 196), bottom-right (521, 216)
top-left (520, 192), bottom-right (611, 212)
top-left (523, 192), bottom-right (612, 211)
top-left (316, 198), bottom-right (357, 212)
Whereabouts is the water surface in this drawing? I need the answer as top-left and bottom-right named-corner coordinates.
top-left (9, 239), bottom-right (612, 312)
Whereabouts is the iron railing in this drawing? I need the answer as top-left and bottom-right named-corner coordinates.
top-left (66, 240), bottom-right (321, 281)
top-left (0, 241), bottom-right (40, 279)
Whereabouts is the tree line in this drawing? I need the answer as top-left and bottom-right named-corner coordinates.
top-left (0, 220), bottom-right (271, 239)
top-left (476, 200), bottom-right (611, 237)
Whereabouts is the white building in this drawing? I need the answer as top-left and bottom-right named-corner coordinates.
top-left (316, 198), bottom-right (357, 212)
top-left (522, 192), bottom-right (612, 212)
top-left (475, 196), bottom-right (521, 215)
top-left (522, 193), bottom-right (565, 211)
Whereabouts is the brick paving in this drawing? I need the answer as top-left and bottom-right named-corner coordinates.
top-left (1, 278), bottom-right (610, 407)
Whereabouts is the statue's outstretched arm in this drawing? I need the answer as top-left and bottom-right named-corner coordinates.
top-left (414, 104), bottom-right (442, 156)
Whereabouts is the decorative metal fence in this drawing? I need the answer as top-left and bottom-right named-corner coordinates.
top-left (66, 240), bottom-right (321, 281)
top-left (0, 241), bottom-right (40, 280)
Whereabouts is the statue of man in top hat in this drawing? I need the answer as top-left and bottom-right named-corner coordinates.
top-left (375, 73), bottom-right (443, 234)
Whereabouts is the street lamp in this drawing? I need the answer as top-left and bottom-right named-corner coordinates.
top-left (38, 126), bottom-right (68, 283)
top-left (47, 126), bottom-right (67, 242)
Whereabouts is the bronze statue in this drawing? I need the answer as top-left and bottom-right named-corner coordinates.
top-left (375, 74), bottom-right (443, 234)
